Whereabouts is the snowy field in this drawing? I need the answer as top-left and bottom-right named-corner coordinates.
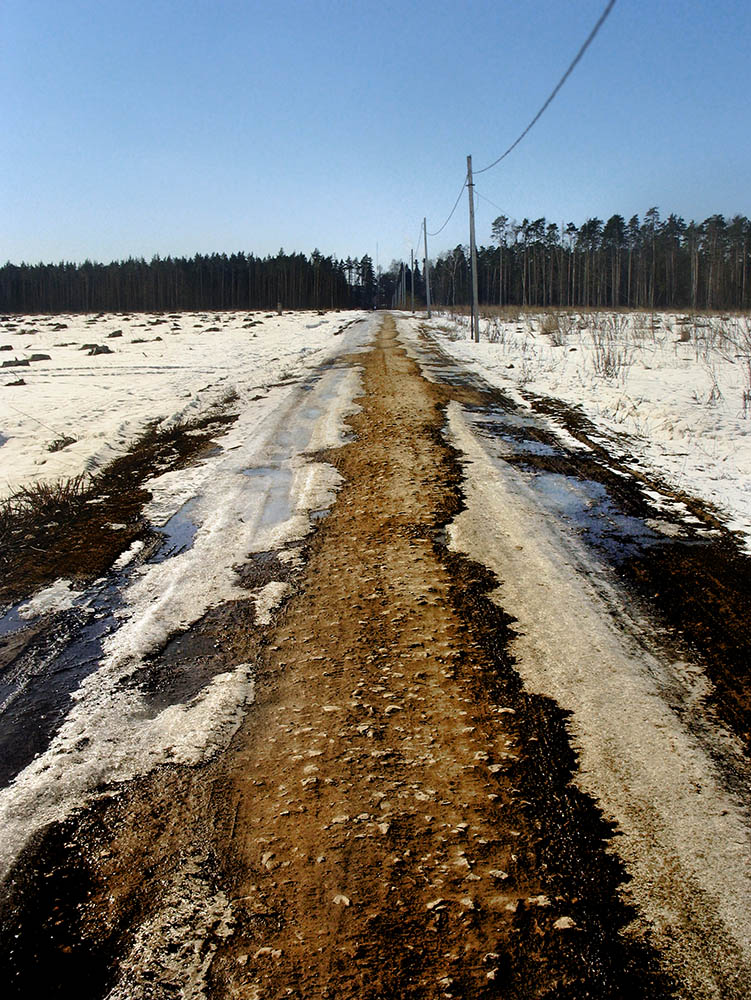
top-left (0, 309), bottom-right (369, 497)
top-left (415, 309), bottom-right (751, 551)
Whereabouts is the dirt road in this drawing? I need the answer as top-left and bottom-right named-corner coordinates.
top-left (2, 314), bottom-right (749, 998)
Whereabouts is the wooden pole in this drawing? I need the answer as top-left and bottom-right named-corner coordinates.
top-left (423, 218), bottom-right (432, 319)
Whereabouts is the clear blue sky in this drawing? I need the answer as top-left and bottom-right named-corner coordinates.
top-left (2, 0), bottom-right (749, 269)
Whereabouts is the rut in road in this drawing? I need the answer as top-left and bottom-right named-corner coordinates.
top-left (206, 315), bottom-right (665, 998)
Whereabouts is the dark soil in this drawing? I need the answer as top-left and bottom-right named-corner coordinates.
top-left (0, 412), bottom-right (237, 607)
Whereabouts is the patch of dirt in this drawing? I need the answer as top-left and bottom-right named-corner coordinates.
top-left (0, 412), bottom-right (237, 607)
top-left (623, 541), bottom-right (751, 746)
top-left (0, 317), bottom-right (672, 999)
top-left (138, 598), bottom-right (264, 713)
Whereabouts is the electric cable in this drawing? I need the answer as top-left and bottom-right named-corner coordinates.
top-left (427, 177), bottom-right (468, 237)
top-left (475, 190), bottom-right (505, 214)
top-left (474, 0), bottom-right (616, 175)
top-left (412, 219), bottom-right (424, 259)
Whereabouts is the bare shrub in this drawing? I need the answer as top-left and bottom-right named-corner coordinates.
top-left (738, 355), bottom-right (751, 418)
top-left (700, 364), bottom-right (724, 406)
top-left (675, 316), bottom-right (692, 342)
top-left (47, 435), bottom-right (77, 453)
top-left (743, 364), bottom-right (751, 418)
top-left (540, 313), bottom-right (559, 336)
top-left (487, 317), bottom-right (506, 345)
top-left (513, 358), bottom-right (536, 386)
top-left (542, 311), bottom-right (574, 347)
top-left (590, 315), bottom-right (634, 380)
top-left (724, 316), bottom-right (751, 417)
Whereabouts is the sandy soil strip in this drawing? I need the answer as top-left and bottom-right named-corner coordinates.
top-left (200, 316), bottom-right (663, 999)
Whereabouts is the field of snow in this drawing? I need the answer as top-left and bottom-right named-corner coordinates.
top-left (0, 309), bottom-right (368, 497)
top-left (417, 309), bottom-right (751, 551)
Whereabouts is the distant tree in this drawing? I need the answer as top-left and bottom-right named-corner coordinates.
top-left (491, 214), bottom-right (509, 305)
top-left (602, 215), bottom-right (625, 306)
top-left (358, 255), bottom-right (376, 307)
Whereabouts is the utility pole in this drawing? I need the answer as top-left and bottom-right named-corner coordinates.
top-left (423, 217), bottom-right (432, 319)
top-left (375, 242), bottom-right (379, 309)
top-left (410, 249), bottom-right (415, 313)
top-left (467, 155), bottom-right (480, 343)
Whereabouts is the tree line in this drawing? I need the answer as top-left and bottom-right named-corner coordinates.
top-left (382, 209), bottom-right (750, 312)
top-left (3, 209), bottom-right (748, 316)
top-left (0, 250), bottom-right (377, 314)
top-left (424, 209), bottom-right (751, 311)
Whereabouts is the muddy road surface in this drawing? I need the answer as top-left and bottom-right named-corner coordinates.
top-left (1, 314), bottom-right (750, 999)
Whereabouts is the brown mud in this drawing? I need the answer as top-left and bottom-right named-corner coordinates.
top-left (0, 316), bottom-right (671, 999)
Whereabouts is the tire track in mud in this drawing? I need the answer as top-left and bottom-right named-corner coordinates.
top-left (0, 316), bottom-right (670, 999)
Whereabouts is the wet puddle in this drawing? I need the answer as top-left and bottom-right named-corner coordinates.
top-left (0, 491), bottom-right (209, 788)
top-left (0, 573), bottom-right (132, 788)
top-left (243, 465), bottom-right (294, 526)
top-left (527, 471), bottom-right (665, 562)
top-left (411, 332), bottom-right (709, 566)
top-left (150, 497), bottom-right (201, 562)
top-left (0, 606), bottom-right (25, 639)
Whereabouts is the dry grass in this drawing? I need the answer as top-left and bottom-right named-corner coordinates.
top-left (590, 315), bottom-right (634, 380)
top-left (47, 435), bottom-right (77, 453)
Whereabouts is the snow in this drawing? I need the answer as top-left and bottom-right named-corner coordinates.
top-left (0, 309), bottom-right (365, 497)
top-left (0, 660), bottom-right (256, 884)
top-left (17, 578), bottom-right (78, 619)
top-left (402, 309), bottom-right (751, 550)
top-left (0, 309), bottom-right (376, 881)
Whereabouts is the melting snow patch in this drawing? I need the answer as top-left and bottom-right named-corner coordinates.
top-left (113, 538), bottom-right (145, 570)
top-left (17, 578), bottom-right (79, 620)
top-left (644, 518), bottom-right (685, 537)
top-left (254, 580), bottom-right (291, 625)
top-left (0, 661), bottom-right (255, 882)
top-left (443, 398), bottom-right (751, 995)
top-left (106, 862), bottom-right (235, 1000)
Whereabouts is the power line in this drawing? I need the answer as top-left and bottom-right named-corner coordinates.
top-left (475, 190), bottom-right (505, 214)
top-left (411, 1), bottom-right (615, 270)
top-left (474, 0), bottom-right (617, 176)
top-left (4, 399), bottom-right (70, 438)
top-left (411, 220), bottom-right (424, 259)
top-left (427, 177), bottom-right (468, 237)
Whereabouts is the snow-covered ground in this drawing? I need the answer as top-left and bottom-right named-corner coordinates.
top-left (0, 309), bottom-right (365, 496)
top-left (409, 309), bottom-right (751, 550)
top-left (441, 396), bottom-right (751, 999)
top-left (0, 309), bottom-right (376, 880)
